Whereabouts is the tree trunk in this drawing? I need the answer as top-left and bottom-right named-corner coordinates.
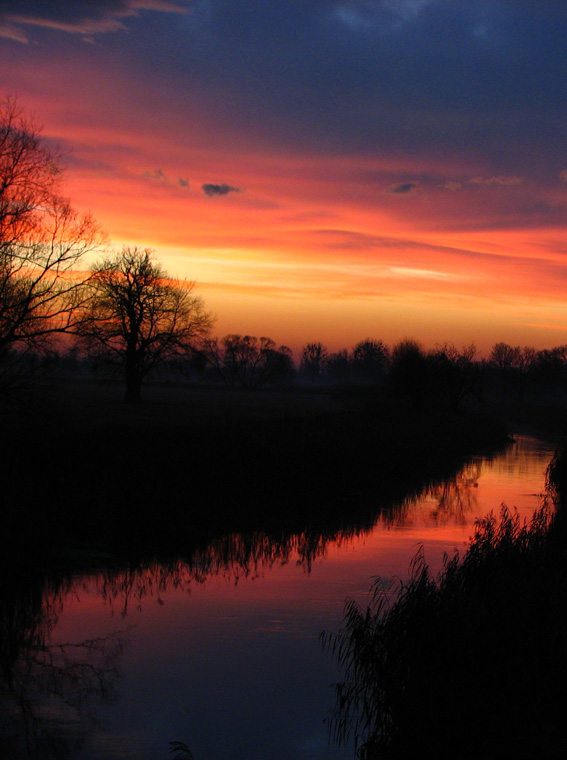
top-left (124, 361), bottom-right (142, 402)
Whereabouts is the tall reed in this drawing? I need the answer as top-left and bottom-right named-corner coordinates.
top-left (322, 447), bottom-right (567, 759)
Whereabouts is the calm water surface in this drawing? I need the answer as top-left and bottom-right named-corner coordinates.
top-left (4, 435), bottom-right (555, 760)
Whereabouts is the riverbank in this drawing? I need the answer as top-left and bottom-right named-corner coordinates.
top-left (325, 439), bottom-right (567, 759)
top-left (1, 379), bottom-right (510, 564)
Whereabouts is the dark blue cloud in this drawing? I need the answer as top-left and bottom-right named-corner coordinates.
top-left (202, 183), bottom-right (240, 197)
top-left (387, 182), bottom-right (419, 195)
top-left (5, 1), bottom-right (567, 181)
top-left (113, 1), bottom-right (567, 173)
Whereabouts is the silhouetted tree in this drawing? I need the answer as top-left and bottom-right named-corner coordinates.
top-left (490, 342), bottom-right (538, 400)
top-left (202, 334), bottom-right (293, 388)
top-left (430, 343), bottom-right (482, 410)
top-left (0, 97), bottom-right (102, 357)
top-left (78, 247), bottom-right (213, 401)
top-left (300, 342), bottom-right (328, 384)
top-left (389, 338), bottom-right (428, 405)
top-left (326, 349), bottom-right (351, 385)
top-left (352, 339), bottom-right (389, 384)
top-left (535, 345), bottom-right (567, 389)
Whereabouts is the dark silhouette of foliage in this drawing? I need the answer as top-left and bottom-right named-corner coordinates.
top-left (202, 333), bottom-right (293, 388)
top-left (77, 246), bottom-right (214, 401)
top-left (388, 338), bottom-right (429, 405)
top-left (489, 342), bottom-right (538, 400)
top-left (352, 339), bottom-right (389, 384)
top-left (429, 342), bottom-right (483, 410)
top-left (326, 348), bottom-right (351, 385)
top-left (0, 96), bottom-right (102, 359)
top-left (324, 449), bottom-right (567, 759)
top-left (300, 341), bottom-right (328, 383)
top-left (535, 344), bottom-right (567, 388)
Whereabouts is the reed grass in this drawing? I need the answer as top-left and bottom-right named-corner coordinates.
top-left (322, 446), bottom-right (567, 759)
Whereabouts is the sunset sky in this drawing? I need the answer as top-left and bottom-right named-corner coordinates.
top-left (2, 1), bottom-right (567, 354)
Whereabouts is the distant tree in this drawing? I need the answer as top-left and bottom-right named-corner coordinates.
top-left (78, 247), bottom-right (214, 401)
top-left (536, 345), bottom-right (567, 389)
top-left (258, 340), bottom-right (294, 386)
top-left (0, 96), bottom-right (102, 357)
top-left (490, 342), bottom-right (538, 400)
top-left (352, 339), bottom-right (389, 384)
top-left (300, 342), bottom-right (328, 384)
top-left (389, 338), bottom-right (428, 405)
top-left (326, 349), bottom-right (351, 385)
top-left (202, 334), bottom-right (294, 388)
top-left (430, 343), bottom-right (482, 410)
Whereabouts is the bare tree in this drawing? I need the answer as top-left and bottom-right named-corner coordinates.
top-left (352, 338), bottom-right (389, 384)
top-left (300, 342), bottom-right (328, 384)
top-left (0, 96), bottom-right (102, 355)
top-left (431, 343), bottom-right (482, 410)
top-left (78, 247), bottom-right (214, 401)
top-left (202, 334), bottom-right (293, 388)
top-left (490, 342), bottom-right (538, 400)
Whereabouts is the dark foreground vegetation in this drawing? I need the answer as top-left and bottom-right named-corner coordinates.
top-left (1, 375), bottom-right (509, 565)
top-left (323, 446), bottom-right (567, 759)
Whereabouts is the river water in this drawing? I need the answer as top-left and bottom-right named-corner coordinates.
top-left (2, 435), bottom-right (556, 760)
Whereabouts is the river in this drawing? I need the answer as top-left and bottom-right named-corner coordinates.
top-left (1, 434), bottom-right (555, 760)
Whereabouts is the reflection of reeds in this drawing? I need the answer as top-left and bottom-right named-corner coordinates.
top-left (169, 740), bottom-right (194, 759)
top-left (322, 448), bottom-right (567, 758)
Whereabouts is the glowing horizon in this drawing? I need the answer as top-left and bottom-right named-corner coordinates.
top-left (3, 2), bottom-right (567, 356)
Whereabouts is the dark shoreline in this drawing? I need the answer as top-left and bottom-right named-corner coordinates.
top-left (1, 379), bottom-right (511, 568)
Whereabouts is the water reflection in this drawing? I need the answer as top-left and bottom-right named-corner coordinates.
top-left (1, 435), bottom-right (554, 760)
top-left (0, 573), bottom-right (128, 759)
top-left (382, 460), bottom-right (483, 529)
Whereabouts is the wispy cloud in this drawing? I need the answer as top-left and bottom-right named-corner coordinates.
top-left (442, 181), bottom-right (464, 192)
top-left (469, 175), bottom-right (523, 186)
top-left (1, 1), bottom-right (189, 42)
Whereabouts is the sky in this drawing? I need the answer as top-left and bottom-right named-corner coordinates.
top-left (2, 0), bottom-right (567, 355)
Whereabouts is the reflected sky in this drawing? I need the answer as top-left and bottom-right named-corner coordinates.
top-left (1, 435), bottom-right (555, 760)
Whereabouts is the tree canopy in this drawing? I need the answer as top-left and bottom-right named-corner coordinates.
top-left (78, 246), bottom-right (214, 401)
top-left (0, 96), bottom-right (102, 354)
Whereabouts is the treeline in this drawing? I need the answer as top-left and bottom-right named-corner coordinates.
top-left (24, 334), bottom-right (567, 405)
top-left (2, 96), bottom-right (567, 409)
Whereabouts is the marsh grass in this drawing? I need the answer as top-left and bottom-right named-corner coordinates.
top-left (323, 447), bottom-right (567, 759)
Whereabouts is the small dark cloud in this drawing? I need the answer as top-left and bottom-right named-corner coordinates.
top-left (143, 168), bottom-right (168, 183)
top-left (387, 182), bottom-right (419, 195)
top-left (202, 183), bottom-right (240, 197)
top-left (142, 169), bottom-right (190, 190)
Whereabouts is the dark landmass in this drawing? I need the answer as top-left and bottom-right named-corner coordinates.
top-left (1, 377), bottom-right (510, 566)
